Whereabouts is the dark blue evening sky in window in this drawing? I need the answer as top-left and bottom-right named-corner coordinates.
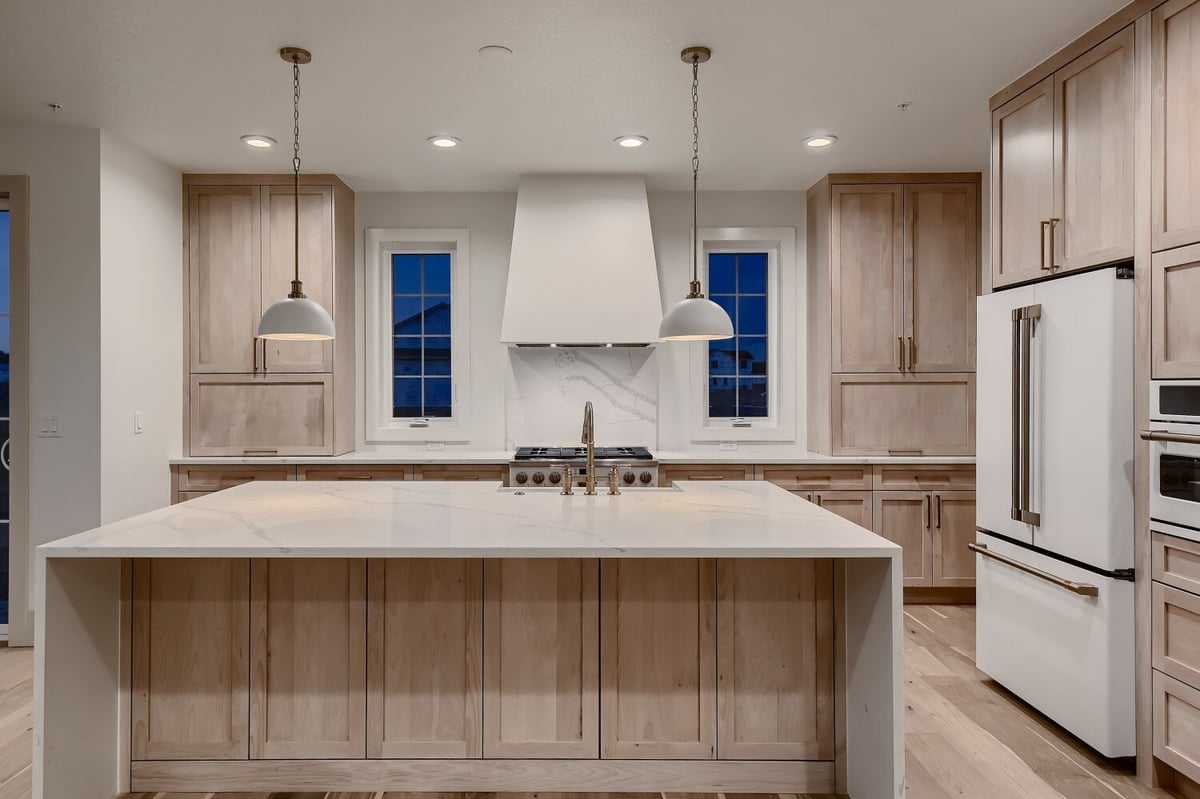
top-left (392, 253), bottom-right (452, 418)
top-left (708, 252), bottom-right (768, 418)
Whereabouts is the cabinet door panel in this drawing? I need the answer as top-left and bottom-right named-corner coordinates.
top-left (483, 559), bottom-right (599, 758)
top-left (1054, 27), bottom-right (1135, 270)
top-left (132, 558), bottom-right (249, 760)
top-left (261, 185), bottom-right (335, 372)
top-left (716, 559), bottom-right (835, 760)
top-left (1153, 0), bottom-right (1200, 250)
top-left (250, 559), bottom-right (366, 759)
top-left (1152, 243), bottom-right (1200, 378)
top-left (814, 490), bottom-right (873, 529)
top-left (992, 78), bottom-right (1055, 288)
top-left (872, 492), bottom-right (932, 587)
top-left (189, 374), bottom-right (334, 456)
top-left (905, 183), bottom-right (978, 372)
top-left (831, 185), bottom-right (904, 371)
top-left (831, 374), bottom-right (976, 456)
top-left (367, 558), bottom-right (483, 758)
top-left (188, 186), bottom-right (261, 373)
top-left (600, 558), bottom-right (716, 759)
top-left (932, 491), bottom-right (976, 587)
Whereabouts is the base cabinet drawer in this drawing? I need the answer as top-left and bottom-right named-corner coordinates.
top-left (417, 465), bottom-right (507, 482)
top-left (830, 374), bottom-right (976, 456)
top-left (1154, 582), bottom-right (1200, 689)
top-left (189, 374), bottom-right (335, 456)
top-left (757, 465), bottom-right (871, 491)
top-left (298, 466), bottom-right (412, 481)
top-left (176, 465), bottom-right (294, 492)
top-left (661, 465), bottom-right (754, 483)
top-left (1154, 533), bottom-right (1200, 596)
top-left (1155, 670), bottom-right (1200, 784)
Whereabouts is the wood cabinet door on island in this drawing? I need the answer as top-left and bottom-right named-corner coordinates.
top-left (367, 558), bottom-right (483, 758)
top-left (132, 558), bottom-right (250, 760)
top-left (716, 559), bottom-right (834, 760)
top-left (483, 559), bottom-right (598, 758)
top-left (249, 559), bottom-right (366, 759)
top-left (600, 558), bottom-right (716, 759)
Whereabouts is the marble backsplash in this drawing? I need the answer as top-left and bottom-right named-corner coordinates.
top-left (505, 348), bottom-right (658, 447)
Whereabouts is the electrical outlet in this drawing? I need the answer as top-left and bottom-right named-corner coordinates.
top-left (37, 414), bottom-right (61, 438)
top-left (719, 441), bottom-right (738, 451)
top-left (133, 411), bottom-right (144, 435)
top-left (426, 441), bottom-right (445, 451)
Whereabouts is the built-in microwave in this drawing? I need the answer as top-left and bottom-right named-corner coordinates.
top-left (1144, 380), bottom-right (1200, 537)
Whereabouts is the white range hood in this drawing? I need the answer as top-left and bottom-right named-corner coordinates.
top-left (501, 175), bottom-right (662, 346)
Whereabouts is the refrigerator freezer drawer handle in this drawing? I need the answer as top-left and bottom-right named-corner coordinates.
top-left (1141, 429), bottom-right (1200, 445)
top-left (968, 543), bottom-right (1099, 597)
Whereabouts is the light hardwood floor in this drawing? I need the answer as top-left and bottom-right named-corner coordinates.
top-left (0, 606), bottom-right (1177, 799)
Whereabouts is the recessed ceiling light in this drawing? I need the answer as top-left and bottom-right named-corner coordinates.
top-left (478, 44), bottom-right (513, 58)
top-left (241, 134), bottom-right (276, 148)
top-left (803, 135), bottom-right (838, 149)
top-left (428, 136), bottom-right (462, 148)
top-left (614, 135), bottom-right (649, 148)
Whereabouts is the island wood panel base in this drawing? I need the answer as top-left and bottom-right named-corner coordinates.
top-left (128, 758), bottom-right (836, 793)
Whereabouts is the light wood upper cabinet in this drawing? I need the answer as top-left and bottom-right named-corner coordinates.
top-left (132, 558), bottom-right (249, 760)
top-left (992, 78), bottom-right (1056, 288)
top-left (831, 374), bottom-right (976, 456)
top-left (716, 559), bottom-right (834, 760)
top-left (249, 559), bottom-right (366, 759)
top-left (484, 559), bottom-right (598, 758)
top-left (1152, 243), bottom-right (1200, 378)
top-left (1153, 0), bottom-right (1200, 251)
top-left (367, 558), bottom-right (483, 758)
top-left (600, 558), bottom-right (716, 759)
top-left (1053, 27), bottom-right (1135, 270)
top-left (260, 185), bottom-right (334, 373)
top-left (188, 186), bottom-right (261, 373)
top-left (831, 185), bottom-right (904, 372)
top-left (189, 374), bottom-right (335, 457)
top-left (931, 491), bottom-right (976, 587)
top-left (872, 492), bottom-right (933, 587)
top-left (905, 183), bottom-right (978, 372)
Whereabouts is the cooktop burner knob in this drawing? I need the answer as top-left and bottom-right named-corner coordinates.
top-left (640, 471), bottom-right (653, 484)
top-left (515, 473), bottom-right (528, 485)
top-left (623, 471), bottom-right (636, 485)
top-left (548, 470), bottom-right (562, 484)
top-left (532, 471), bottom-right (545, 485)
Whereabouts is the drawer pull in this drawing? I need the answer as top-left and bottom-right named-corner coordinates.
top-left (689, 475), bottom-right (726, 480)
top-left (242, 449), bottom-right (278, 455)
top-left (969, 543), bottom-right (1099, 597)
top-left (1141, 429), bottom-right (1200, 445)
top-left (887, 449), bottom-right (923, 456)
top-left (337, 475), bottom-right (374, 480)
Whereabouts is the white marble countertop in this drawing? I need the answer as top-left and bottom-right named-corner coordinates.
top-left (168, 448), bottom-right (974, 466)
top-left (40, 480), bottom-right (901, 559)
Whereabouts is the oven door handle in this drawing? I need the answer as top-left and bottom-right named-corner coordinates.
top-left (1141, 429), bottom-right (1200, 445)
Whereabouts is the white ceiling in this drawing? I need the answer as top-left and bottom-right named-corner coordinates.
top-left (0, 0), bottom-right (1128, 192)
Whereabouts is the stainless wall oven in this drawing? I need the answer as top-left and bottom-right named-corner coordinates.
top-left (1144, 380), bottom-right (1200, 537)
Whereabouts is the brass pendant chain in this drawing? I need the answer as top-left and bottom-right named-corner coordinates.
top-left (290, 55), bottom-right (305, 298)
top-left (689, 54), bottom-right (703, 298)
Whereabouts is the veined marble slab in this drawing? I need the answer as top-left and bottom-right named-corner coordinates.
top-left (39, 480), bottom-right (899, 559)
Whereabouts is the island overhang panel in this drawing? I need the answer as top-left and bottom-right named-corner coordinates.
top-left (34, 481), bottom-right (904, 799)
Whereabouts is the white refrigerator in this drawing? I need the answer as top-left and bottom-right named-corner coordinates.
top-left (975, 267), bottom-right (1135, 757)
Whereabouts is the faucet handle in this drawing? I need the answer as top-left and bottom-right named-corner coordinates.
top-left (561, 464), bottom-right (574, 496)
top-left (608, 464), bottom-right (623, 496)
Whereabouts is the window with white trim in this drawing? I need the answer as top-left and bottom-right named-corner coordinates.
top-left (365, 228), bottom-right (471, 443)
top-left (690, 227), bottom-right (796, 443)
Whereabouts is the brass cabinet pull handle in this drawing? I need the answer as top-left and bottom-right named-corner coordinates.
top-left (923, 495), bottom-right (931, 529)
top-left (887, 448), bottom-right (923, 456)
top-left (253, 336), bottom-right (259, 372)
top-left (242, 449), bottom-right (278, 455)
top-left (935, 494), bottom-right (942, 529)
top-left (969, 543), bottom-right (1099, 597)
top-left (261, 339), bottom-right (269, 373)
top-left (337, 475), bottom-right (374, 480)
top-left (1040, 220), bottom-right (1051, 270)
top-left (1047, 218), bottom-right (1060, 270)
top-left (1140, 429), bottom-right (1200, 445)
top-left (907, 337), bottom-right (916, 372)
top-left (897, 336), bottom-right (904, 372)
top-left (690, 475), bottom-right (726, 480)
top-left (815, 493), bottom-right (823, 507)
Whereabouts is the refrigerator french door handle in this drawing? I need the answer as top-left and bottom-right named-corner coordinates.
top-left (1010, 304), bottom-right (1042, 526)
top-left (1011, 310), bottom-right (1022, 520)
top-left (969, 543), bottom-right (1098, 597)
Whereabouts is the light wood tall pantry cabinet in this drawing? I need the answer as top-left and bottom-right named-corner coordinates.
top-left (990, 26), bottom-right (1135, 287)
top-left (1152, 0), bottom-right (1200, 252)
top-left (130, 557), bottom-right (835, 762)
top-left (183, 175), bottom-right (355, 456)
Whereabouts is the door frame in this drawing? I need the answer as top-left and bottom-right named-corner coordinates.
top-left (0, 177), bottom-right (31, 644)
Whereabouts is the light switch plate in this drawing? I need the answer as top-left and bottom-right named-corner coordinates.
top-left (133, 411), bottom-right (144, 435)
top-left (38, 414), bottom-right (61, 438)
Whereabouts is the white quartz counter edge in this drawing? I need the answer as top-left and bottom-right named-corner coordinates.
top-left (169, 450), bottom-right (975, 466)
top-left (39, 480), bottom-right (902, 560)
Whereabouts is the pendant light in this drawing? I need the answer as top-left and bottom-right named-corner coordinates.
top-left (659, 46), bottom-right (733, 342)
top-left (257, 47), bottom-right (336, 341)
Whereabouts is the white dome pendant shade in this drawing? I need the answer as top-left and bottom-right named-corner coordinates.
top-left (258, 294), bottom-right (335, 340)
top-left (659, 45), bottom-right (733, 343)
top-left (257, 46), bottom-right (335, 342)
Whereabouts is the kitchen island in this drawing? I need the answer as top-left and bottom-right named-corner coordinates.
top-left (34, 480), bottom-right (902, 799)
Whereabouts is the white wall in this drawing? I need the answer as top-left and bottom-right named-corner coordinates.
top-left (356, 189), bottom-right (809, 455)
top-left (99, 132), bottom-right (182, 523)
top-left (0, 127), bottom-right (102, 643)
